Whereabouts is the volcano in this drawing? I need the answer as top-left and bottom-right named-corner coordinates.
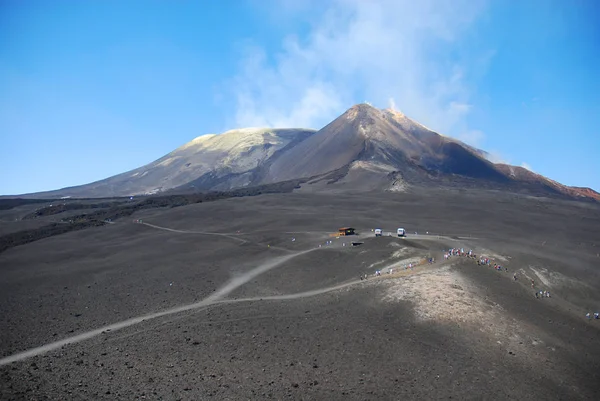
top-left (9, 104), bottom-right (600, 202)
top-left (261, 104), bottom-right (510, 189)
top-left (265, 104), bottom-right (501, 181)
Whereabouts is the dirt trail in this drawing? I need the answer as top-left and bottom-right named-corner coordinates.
top-left (141, 222), bottom-right (249, 244)
top-left (0, 247), bottom-right (317, 366)
top-left (0, 219), bottom-right (463, 366)
top-left (222, 279), bottom-right (362, 304)
top-left (0, 243), bottom-right (447, 367)
top-left (141, 221), bottom-right (297, 252)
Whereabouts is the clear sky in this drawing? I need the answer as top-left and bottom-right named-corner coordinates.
top-left (1, 0), bottom-right (599, 195)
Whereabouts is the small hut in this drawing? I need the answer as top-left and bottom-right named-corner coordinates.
top-left (338, 227), bottom-right (356, 236)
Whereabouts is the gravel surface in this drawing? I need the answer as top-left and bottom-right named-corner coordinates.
top-left (1, 189), bottom-right (599, 400)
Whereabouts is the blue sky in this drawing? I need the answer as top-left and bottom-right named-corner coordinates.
top-left (1, 0), bottom-right (599, 195)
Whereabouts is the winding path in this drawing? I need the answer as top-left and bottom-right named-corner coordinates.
top-left (0, 247), bottom-right (366, 366)
top-left (0, 220), bottom-right (465, 366)
top-left (140, 222), bottom-right (297, 252)
top-left (140, 222), bottom-right (249, 244)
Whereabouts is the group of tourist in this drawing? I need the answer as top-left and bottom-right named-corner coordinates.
top-left (444, 247), bottom-right (473, 259)
top-left (361, 259), bottom-right (423, 280)
top-left (440, 245), bottom-right (598, 322)
top-left (373, 269), bottom-right (400, 276)
top-left (535, 290), bottom-right (551, 299)
top-left (477, 257), bottom-right (504, 271)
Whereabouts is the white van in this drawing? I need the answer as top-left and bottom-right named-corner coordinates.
top-left (397, 228), bottom-right (406, 237)
top-left (375, 228), bottom-right (383, 237)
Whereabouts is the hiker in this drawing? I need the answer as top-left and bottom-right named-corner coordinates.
top-left (513, 273), bottom-right (517, 281)
top-left (586, 312), bottom-right (591, 319)
top-left (535, 292), bottom-right (539, 299)
top-left (595, 312), bottom-right (599, 319)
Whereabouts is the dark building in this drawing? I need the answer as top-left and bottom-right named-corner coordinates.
top-left (338, 227), bottom-right (356, 236)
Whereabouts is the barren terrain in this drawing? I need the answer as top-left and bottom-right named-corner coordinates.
top-left (1, 189), bottom-right (599, 400)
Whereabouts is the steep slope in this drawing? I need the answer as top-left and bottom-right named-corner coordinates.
top-left (495, 164), bottom-right (600, 202)
top-left (263, 104), bottom-right (507, 185)
top-left (261, 104), bottom-right (597, 201)
top-left (24, 128), bottom-right (316, 198)
top-left (10, 103), bottom-right (598, 202)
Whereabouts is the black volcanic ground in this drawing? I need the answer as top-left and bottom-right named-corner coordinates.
top-left (1, 189), bottom-right (600, 400)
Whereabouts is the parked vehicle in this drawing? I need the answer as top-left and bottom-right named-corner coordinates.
top-left (397, 228), bottom-right (406, 237)
top-left (375, 228), bottom-right (383, 237)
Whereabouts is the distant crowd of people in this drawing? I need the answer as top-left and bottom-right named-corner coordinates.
top-left (444, 247), bottom-right (473, 259)
top-left (535, 290), bottom-right (551, 299)
top-left (446, 247), bottom-right (561, 303)
top-left (361, 260), bottom-right (427, 281)
top-left (362, 243), bottom-right (598, 322)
